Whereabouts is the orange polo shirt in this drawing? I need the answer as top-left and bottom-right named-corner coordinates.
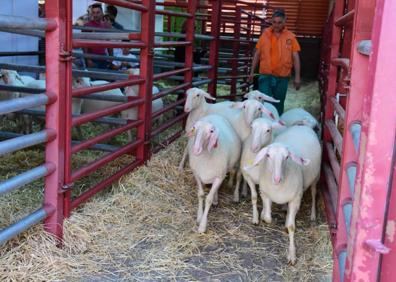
top-left (255, 27), bottom-right (301, 77)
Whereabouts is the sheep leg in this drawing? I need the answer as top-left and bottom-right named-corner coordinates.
top-left (245, 175), bottom-right (259, 224)
top-left (235, 170), bottom-right (242, 197)
top-left (286, 196), bottom-right (301, 265)
top-left (260, 192), bottom-right (272, 224)
top-left (178, 145), bottom-right (188, 172)
top-left (230, 170), bottom-right (240, 203)
top-left (213, 190), bottom-right (218, 206)
top-left (198, 177), bottom-right (223, 233)
top-left (310, 179), bottom-right (318, 221)
top-left (194, 174), bottom-right (205, 224)
top-left (241, 179), bottom-right (248, 198)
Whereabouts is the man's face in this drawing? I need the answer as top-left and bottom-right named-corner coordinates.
top-left (91, 7), bottom-right (103, 22)
top-left (272, 16), bottom-right (285, 33)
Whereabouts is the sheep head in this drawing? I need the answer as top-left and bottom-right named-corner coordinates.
top-left (243, 90), bottom-right (280, 103)
top-left (250, 118), bottom-right (286, 153)
top-left (186, 120), bottom-right (218, 155)
top-left (232, 99), bottom-right (276, 124)
top-left (251, 143), bottom-right (310, 185)
top-left (184, 88), bottom-right (215, 113)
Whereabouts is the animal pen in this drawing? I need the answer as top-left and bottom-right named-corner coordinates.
top-left (0, 0), bottom-right (395, 281)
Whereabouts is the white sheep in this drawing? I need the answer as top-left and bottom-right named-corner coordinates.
top-left (20, 75), bottom-right (36, 86)
top-left (179, 88), bottom-right (275, 171)
top-left (187, 114), bottom-right (241, 233)
top-left (244, 90), bottom-right (280, 120)
top-left (248, 125), bottom-right (321, 264)
top-left (0, 69), bottom-right (23, 101)
top-left (240, 117), bottom-right (285, 223)
top-left (280, 107), bottom-right (319, 130)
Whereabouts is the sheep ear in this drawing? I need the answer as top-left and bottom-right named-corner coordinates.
top-left (207, 128), bottom-right (218, 153)
top-left (288, 151), bottom-right (310, 166)
top-left (291, 118), bottom-right (309, 126)
top-left (271, 120), bottom-right (286, 129)
top-left (243, 93), bottom-right (249, 98)
top-left (260, 106), bottom-right (275, 120)
top-left (201, 91), bottom-right (216, 101)
top-left (251, 146), bottom-right (269, 167)
top-left (258, 91), bottom-right (280, 103)
top-left (231, 102), bottom-right (244, 109)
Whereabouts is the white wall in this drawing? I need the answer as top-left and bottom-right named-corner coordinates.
top-left (0, 0), bottom-right (38, 66)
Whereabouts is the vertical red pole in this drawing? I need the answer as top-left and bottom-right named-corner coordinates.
top-left (208, 0), bottom-right (222, 97)
top-left (346, 0), bottom-right (396, 280)
top-left (184, 0), bottom-right (198, 88)
top-left (43, 0), bottom-right (68, 240)
top-left (138, 0), bottom-right (156, 161)
top-left (230, 7), bottom-right (241, 100)
top-left (63, 0), bottom-right (73, 219)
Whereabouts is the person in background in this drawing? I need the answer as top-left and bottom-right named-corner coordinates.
top-left (106, 5), bottom-right (124, 30)
top-left (83, 3), bottom-right (112, 69)
top-left (248, 8), bottom-right (301, 115)
top-left (111, 47), bottom-right (139, 70)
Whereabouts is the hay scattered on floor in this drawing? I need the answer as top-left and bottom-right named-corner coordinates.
top-left (1, 137), bottom-right (332, 281)
top-left (1, 81), bottom-right (331, 281)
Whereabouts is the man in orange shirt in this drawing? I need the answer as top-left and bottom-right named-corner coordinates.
top-left (248, 9), bottom-right (301, 114)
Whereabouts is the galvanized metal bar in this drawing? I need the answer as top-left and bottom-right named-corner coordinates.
top-left (0, 130), bottom-right (56, 157)
top-left (0, 207), bottom-right (53, 245)
top-left (154, 41), bottom-right (192, 47)
top-left (192, 78), bottom-right (212, 87)
top-left (0, 163), bottom-right (56, 196)
top-left (152, 82), bottom-right (189, 101)
top-left (72, 78), bottom-right (144, 98)
top-left (155, 9), bottom-right (192, 18)
top-left (72, 98), bottom-right (144, 126)
top-left (0, 14), bottom-right (57, 31)
top-left (73, 32), bottom-right (141, 41)
top-left (72, 52), bottom-right (140, 64)
top-left (71, 120), bottom-right (143, 154)
top-left (153, 67), bottom-right (189, 80)
top-left (0, 27), bottom-right (44, 38)
top-left (0, 84), bottom-right (44, 94)
top-left (70, 159), bottom-right (144, 210)
top-left (0, 51), bottom-right (43, 57)
top-left (152, 98), bottom-right (185, 119)
top-left (71, 139), bottom-right (143, 182)
top-left (151, 129), bottom-right (183, 154)
top-left (0, 94), bottom-right (48, 115)
top-left (73, 39), bottom-right (146, 49)
top-left (151, 112), bottom-right (187, 137)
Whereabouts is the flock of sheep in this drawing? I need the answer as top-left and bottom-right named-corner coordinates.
top-left (0, 69), bottom-right (164, 140)
top-left (180, 87), bottom-right (321, 265)
top-left (1, 68), bottom-right (322, 265)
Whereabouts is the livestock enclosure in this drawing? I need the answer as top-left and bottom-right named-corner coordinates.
top-left (1, 0), bottom-right (395, 281)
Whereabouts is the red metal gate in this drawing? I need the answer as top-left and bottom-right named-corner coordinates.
top-left (320, 0), bottom-right (396, 280)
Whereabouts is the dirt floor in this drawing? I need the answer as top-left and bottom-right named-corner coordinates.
top-left (0, 81), bottom-right (332, 281)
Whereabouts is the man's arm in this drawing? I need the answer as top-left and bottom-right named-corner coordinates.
top-left (248, 49), bottom-right (260, 83)
top-left (292, 51), bottom-right (301, 90)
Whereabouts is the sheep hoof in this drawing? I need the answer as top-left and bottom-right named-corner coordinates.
top-left (197, 226), bottom-right (207, 234)
top-left (261, 215), bottom-right (272, 224)
top-left (287, 256), bottom-right (296, 266)
top-left (178, 166), bottom-right (184, 172)
top-left (252, 218), bottom-right (259, 225)
top-left (310, 214), bottom-right (316, 222)
top-left (233, 196), bottom-right (240, 203)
